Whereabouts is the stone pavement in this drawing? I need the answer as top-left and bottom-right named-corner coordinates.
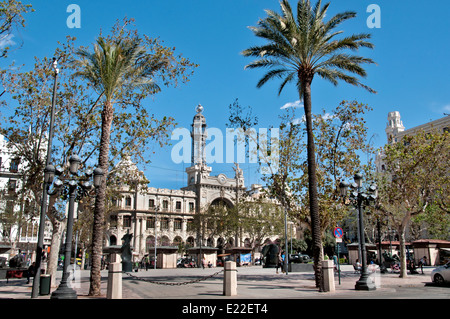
top-left (0, 265), bottom-right (447, 300)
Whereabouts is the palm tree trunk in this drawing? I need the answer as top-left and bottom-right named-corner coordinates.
top-left (89, 101), bottom-right (113, 296)
top-left (301, 80), bottom-right (323, 291)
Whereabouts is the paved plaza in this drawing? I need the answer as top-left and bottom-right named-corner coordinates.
top-left (0, 265), bottom-right (448, 300)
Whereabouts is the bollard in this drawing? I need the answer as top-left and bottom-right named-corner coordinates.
top-left (223, 261), bottom-right (237, 296)
top-left (321, 260), bottom-right (335, 292)
top-left (107, 253), bottom-right (122, 299)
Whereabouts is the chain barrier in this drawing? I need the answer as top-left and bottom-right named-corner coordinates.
top-left (124, 269), bottom-right (225, 286)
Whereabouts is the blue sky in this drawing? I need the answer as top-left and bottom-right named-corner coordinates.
top-left (2, 0), bottom-right (450, 190)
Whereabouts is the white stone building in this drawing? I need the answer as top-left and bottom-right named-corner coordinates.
top-left (0, 134), bottom-right (52, 262)
top-left (376, 112), bottom-right (450, 173)
top-left (106, 105), bottom-right (282, 263)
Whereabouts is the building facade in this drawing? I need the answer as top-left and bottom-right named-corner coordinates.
top-left (106, 105), bottom-right (280, 262)
top-left (0, 134), bottom-right (52, 262)
top-left (376, 112), bottom-right (450, 173)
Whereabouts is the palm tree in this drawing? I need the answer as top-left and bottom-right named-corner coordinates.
top-left (72, 36), bottom-right (165, 296)
top-left (242, 0), bottom-right (376, 290)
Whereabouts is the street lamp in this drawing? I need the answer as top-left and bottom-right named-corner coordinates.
top-left (154, 205), bottom-right (159, 270)
top-left (339, 173), bottom-right (377, 291)
top-left (49, 155), bottom-right (103, 299)
top-left (31, 58), bottom-right (59, 298)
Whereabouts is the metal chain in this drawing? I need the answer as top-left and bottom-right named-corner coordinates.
top-left (124, 269), bottom-right (225, 286)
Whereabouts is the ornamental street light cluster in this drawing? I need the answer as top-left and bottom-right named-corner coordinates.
top-left (339, 173), bottom-right (377, 291)
top-left (45, 155), bottom-right (103, 299)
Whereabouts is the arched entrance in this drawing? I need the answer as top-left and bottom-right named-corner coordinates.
top-left (209, 197), bottom-right (234, 208)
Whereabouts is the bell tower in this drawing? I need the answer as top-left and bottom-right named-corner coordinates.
top-left (385, 111), bottom-right (405, 144)
top-left (191, 104), bottom-right (207, 166)
top-left (186, 104), bottom-right (211, 187)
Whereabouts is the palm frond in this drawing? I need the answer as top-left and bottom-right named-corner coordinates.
top-left (71, 35), bottom-right (165, 102)
top-left (243, 0), bottom-right (376, 94)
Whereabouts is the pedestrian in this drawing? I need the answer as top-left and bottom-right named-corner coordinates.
top-left (419, 256), bottom-right (427, 274)
top-left (276, 253), bottom-right (282, 274)
top-left (202, 257), bottom-right (206, 269)
top-left (145, 256), bottom-right (149, 271)
top-left (26, 262), bottom-right (36, 284)
top-left (355, 259), bottom-right (362, 271)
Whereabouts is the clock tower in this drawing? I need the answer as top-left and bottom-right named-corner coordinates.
top-left (186, 104), bottom-right (212, 188)
top-left (182, 104), bottom-right (244, 214)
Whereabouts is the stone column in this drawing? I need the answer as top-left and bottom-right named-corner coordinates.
top-left (139, 217), bottom-right (145, 256)
top-left (223, 261), bottom-right (237, 296)
top-left (322, 260), bottom-right (335, 292)
top-left (107, 253), bottom-right (122, 299)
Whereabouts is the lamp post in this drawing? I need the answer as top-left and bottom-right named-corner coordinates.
top-left (154, 205), bottom-right (159, 270)
top-left (284, 205), bottom-right (289, 275)
top-left (339, 173), bottom-right (377, 291)
top-left (31, 58), bottom-right (59, 298)
top-left (49, 155), bottom-right (103, 299)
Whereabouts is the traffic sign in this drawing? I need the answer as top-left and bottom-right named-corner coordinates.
top-left (333, 227), bottom-right (343, 239)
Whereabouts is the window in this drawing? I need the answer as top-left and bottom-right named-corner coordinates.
top-left (161, 218), bottom-right (169, 230)
top-left (8, 179), bottom-right (17, 191)
top-left (189, 202), bottom-right (195, 213)
top-left (123, 216), bottom-right (131, 228)
top-left (148, 199), bottom-right (155, 209)
top-left (186, 219), bottom-right (194, 232)
top-left (125, 196), bottom-right (132, 208)
top-left (110, 215), bottom-right (118, 227)
top-left (146, 217), bottom-right (155, 229)
top-left (162, 200), bottom-right (169, 211)
top-left (175, 201), bottom-right (181, 211)
top-left (174, 218), bottom-right (182, 230)
top-left (9, 158), bottom-right (19, 173)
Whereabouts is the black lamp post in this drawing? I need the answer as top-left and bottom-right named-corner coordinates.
top-left (31, 58), bottom-right (59, 298)
top-left (49, 155), bottom-right (103, 299)
top-left (339, 173), bottom-right (377, 291)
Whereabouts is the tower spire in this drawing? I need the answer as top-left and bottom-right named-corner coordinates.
top-left (385, 111), bottom-right (405, 144)
top-left (191, 104), bottom-right (207, 165)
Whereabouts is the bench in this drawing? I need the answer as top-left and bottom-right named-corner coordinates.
top-left (2, 269), bottom-right (28, 283)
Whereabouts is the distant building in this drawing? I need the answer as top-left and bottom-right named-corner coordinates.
top-left (376, 112), bottom-right (450, 172)
top-left (0, 134), bottom-right (52, 262)
top-left (106, 105), bottom-right (285, 264)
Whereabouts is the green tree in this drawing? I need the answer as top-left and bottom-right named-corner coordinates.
top-left (377, 130), bottom-right (450, 277)
top-left (411, 204), bottom-right (450, 241)
top-left (238, 197), bottom-right (285, 253)
top-left (0, 34), bottom-right (174, 287)
top-left (0, 0), bottom-right (33, 60)
top-left (292, 100), bottom-right (375, 240)
top-left (72, 19), bottom-right (197, 296)
top-left (242, 0), bottom-right (376, 289)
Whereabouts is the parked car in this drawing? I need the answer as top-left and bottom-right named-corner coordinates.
top-left (177, 258), bottom-right (196, 268)
top-left (431, 261), bottom-right (450, 285)
top-left (289, 254), bottom-right (311, 263)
